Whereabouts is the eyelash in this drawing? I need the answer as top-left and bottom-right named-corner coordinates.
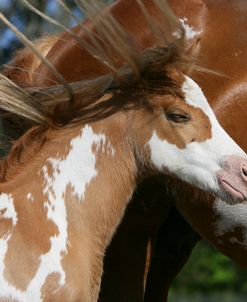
top-left (165, 112), bottom-right (190, 123)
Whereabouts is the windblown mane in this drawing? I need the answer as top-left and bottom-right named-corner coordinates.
top-left (0, 0), bottom-right (195, 179)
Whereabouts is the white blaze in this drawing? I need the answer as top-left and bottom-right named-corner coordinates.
top-left (148, 76), bottom-right (246, 196)
top-left (182, 76), bottom-right (245, 160)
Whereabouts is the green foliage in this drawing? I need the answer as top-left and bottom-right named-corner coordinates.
top-left (1, 3), bottom-right (247, 299)
top-left (170, 240), bottom-right (247, 299)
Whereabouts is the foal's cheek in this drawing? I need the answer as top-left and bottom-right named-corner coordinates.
top-left (180, 123), bottom-right (200, 143)
top-left (166, 123), bottom-right (196, 147)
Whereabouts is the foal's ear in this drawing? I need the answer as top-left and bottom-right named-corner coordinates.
top-left (2, 47), bottom-right (33, 86)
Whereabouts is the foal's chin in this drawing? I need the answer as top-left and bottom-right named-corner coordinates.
top-left (215, 172), bottom-right (247, 205)
top-left (216, 183), bottom-right (247, 206)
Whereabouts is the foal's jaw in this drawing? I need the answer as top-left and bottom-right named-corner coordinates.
top-left (147, 75), bottom-right (247, 204)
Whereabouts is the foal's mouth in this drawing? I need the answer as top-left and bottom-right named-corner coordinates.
top-left (218, 178), bottom-right (246, 202)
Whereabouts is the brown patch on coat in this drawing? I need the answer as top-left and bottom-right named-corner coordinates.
top-left (3, 182), bottom-right (59, 290)
top-left (149, 93), bottom-right (212, 149)
top-left (0, 216), bottom-right (14, 239)
top-left (41, 273), bottom-right (62, 302)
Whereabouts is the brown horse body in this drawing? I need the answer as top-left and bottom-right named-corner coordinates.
top-left (3, 0), bottom-right (247, 301)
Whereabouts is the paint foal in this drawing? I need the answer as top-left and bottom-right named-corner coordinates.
top-left (2, 2), bottom-right (247, 301)
top-left (37, 0), bottom-right (247, 283)
top-left (3, 0), bottom-right (247, 300)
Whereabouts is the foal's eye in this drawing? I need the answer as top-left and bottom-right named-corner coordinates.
top-left (165, 110), bottom-right (190, 123)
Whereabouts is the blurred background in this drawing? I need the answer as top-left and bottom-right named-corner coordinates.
top-left (0, 1), bottom-right (247, 301)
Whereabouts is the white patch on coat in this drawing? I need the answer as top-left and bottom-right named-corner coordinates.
top-left (148, 76), bottom-right (246, 197)
top-left (180, 18), bottom-right (202, 40)
top-left (173, 18), bottom-right (201, 40)
top-left (0, 234), bottom-right (24, 301)
top-left (108, 144), bottom-right (116, 156)
top-left (148, 132), bottom-right (219, 193)
top-left (0, 193), bottom-right (17, 226)
top-left (0, 125), bottom-right (113, 301)
top-left (0, 194), bottom-right (24, 301)
top-left (213, 199), bottom-right (247, 248)
top-left (26, 193), bottom-right (34, 202)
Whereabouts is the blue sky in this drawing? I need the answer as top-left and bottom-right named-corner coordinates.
top-left (0, 0), bottom-right (84, 63)
top-left (0, 0), bottom-right (12, 11)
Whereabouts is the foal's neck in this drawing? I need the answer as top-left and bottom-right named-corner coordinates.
top-left (0, 117), bottom-right (139, 300)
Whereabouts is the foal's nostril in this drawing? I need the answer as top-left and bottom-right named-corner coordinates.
top-left (242, 164), bottom-right (247, 177)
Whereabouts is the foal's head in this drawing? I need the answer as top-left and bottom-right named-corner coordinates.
top-left (86, 44), bottom-right (247, 204)
top-left (132, 69), bottom-right (247, 204)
